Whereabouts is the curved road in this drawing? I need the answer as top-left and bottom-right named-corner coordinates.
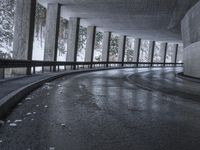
top-left (1, 68), bottom-right (200, 150)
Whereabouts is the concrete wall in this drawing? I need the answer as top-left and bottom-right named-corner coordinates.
top-left (181, 1), bottom-right (200, 78)
top-left (183, 41), bottom-right (200, 78)
top-left (181, 1), bottom-right (200, 48)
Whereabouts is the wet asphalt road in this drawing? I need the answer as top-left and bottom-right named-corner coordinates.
top-left (0, 68), bottom-right (200, 150)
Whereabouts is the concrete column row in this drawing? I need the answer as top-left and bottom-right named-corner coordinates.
top-left (12, 0), bottom-right (180, 73)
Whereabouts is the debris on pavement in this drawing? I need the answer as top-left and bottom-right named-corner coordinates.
top-left (26, 112), bottom-right (32, 116)
top-left (9, 123), bottom-right (17, 127)
top-left (25, 97), bottom-right (32, 101)
top-left (61, 123), bottom-right (66, 127)
top-left (18, 103), bottom-right (23, 106)
top-left (14, 120), bottom-right (22, 123)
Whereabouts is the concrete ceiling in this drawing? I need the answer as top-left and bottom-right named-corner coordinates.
top-left (38, 0), bottom-right (199, 42)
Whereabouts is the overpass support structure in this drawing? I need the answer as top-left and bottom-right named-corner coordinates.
top-left (5, 0), bottom-right (184, 78)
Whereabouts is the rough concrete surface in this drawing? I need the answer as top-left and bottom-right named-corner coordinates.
top-left (183, 41), bottom-right (200, 78)
top-left (0, 68), bottom-right (200, 150)
top-left (181, 0), bottom-right (200, 47)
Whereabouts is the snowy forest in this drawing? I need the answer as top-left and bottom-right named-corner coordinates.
top-left (0, 0), bottom-right (183, 63)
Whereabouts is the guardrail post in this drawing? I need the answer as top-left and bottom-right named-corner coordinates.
top-left (0, 68), bottom-right (5, 79)
top-left (58, 65), bottom-right (60, 71)
top-left (33, 66), bottom-right (36, 74)
top-left (53, 65), bottom-right (57, 72)
top-left (42, 66), bottom-right (44, 73)
top-left (26, 61), bottom-right (32, 75)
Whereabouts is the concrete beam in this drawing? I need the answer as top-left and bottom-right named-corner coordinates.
top-left (148, 41), bottom-right (155, 65)
top-left (118, 36), bottom-right (126, 64)
top-left (44, 3), bottom-right (61, 62)
top-left (102, 32), bottom-right (111, 62)
top-left (67, 17), bottom-right (80, 62)
top-left (13, 0), bottom-right (36, 74)
top-left (85, 26), bottom-right (96, 62)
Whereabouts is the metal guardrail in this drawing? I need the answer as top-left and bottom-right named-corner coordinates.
top-left (0, 59), bottom-right (183, 78)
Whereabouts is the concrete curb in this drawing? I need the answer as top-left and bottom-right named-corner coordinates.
top-left (0, 67), bottom-right (124, 119)
top-left (177, 72), bottom-right (200, 83)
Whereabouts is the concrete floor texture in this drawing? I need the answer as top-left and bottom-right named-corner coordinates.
top-left (0, 68), bottom-right (200, 150)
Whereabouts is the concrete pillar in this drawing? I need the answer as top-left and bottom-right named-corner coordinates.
top-left (44, 3), bottom-right (61, 62)
top-left (160, 43), bottom-right (168, 64)
top-left (85, 26), bottom-right (96, 62)
top-left (67, 17), bottom-right (80, 62)
top-left (118, 36), bottom-right (126, 65)
top-left (148, 41), bottom-right (155, 65)
top-left (163, 43), bottom-right (168, 64)
top-left (13, 0), bottom-right (36, 75)
top-left (133, 38), bottom-right (141, 65)
top-left (172, 44), bottom-right (179, 63)
top-left (102, 32), bottom-right (111, 62)
top-left (170, 44), bottom-right (176, 63)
